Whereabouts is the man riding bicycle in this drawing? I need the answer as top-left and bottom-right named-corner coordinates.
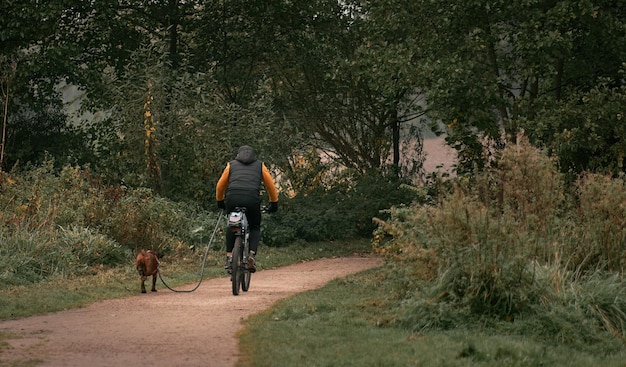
top-left (216, 145), bottom-right (278, 273)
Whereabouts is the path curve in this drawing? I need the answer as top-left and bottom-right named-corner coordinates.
top-left (1, 256), bottom-right (382, 367)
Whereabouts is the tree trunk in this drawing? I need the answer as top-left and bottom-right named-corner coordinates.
top-left (485, 17), bottom-right (511, 141)
top-left (391, 107), bottom-right (400, 169)
top-left (168, 0), bottom-right (179, 70)
top-left (144, 81), bottom-right (162, 193)
top-left (555, 57), bottom-right (563, 101)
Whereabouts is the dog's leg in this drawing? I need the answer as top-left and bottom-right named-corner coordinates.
top-left (151, 273), bottom-right (157, 292)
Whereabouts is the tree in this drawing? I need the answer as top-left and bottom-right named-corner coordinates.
top-left (270, 0), bottom-right (428, 184)
top-left (0, 1), bottom-right (94, 170)
top-left (398, 0), bottom-right (626, 175)
top-left (2, 0), bottom-right (311, 199)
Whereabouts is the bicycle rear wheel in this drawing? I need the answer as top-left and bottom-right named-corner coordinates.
top-left (242, 235), bottom-right (252, 292)
top-left (231, 237), bottom-right (243, 296)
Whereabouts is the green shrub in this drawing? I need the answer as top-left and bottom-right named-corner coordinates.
top-left (101, 187), bottom-right (181, 253)
top-left (0, 230), bottom-right (53, 286)
top-left (55, 225), bottom-right (128, 269)
top-left (263, 171), bottom-right (421, 245)
top-left (525, 81), bottom-right (626, 177)
top-left (0, 225), bottom-right (129, 286)
top-left (0, 162), bottom-right (215, 285)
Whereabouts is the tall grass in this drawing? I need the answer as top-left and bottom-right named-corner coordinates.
top-left (373, 136), bottom-right (626, 347)
top-left (0, 226), bottom-right (127, 286)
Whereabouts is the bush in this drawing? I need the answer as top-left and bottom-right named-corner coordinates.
top-left (373, 137), bottom-right (626, 345)
top-left (0, 225), bottom-right (130, 287)
top-left (0, 162), bottom-right (216, 285)
top-left (263, 171), bottom-right (422, 246)
top-left (525, 81), bottom-right (626, 177)
top-left (0, 230), bottom-right (53, 286)
top-left (55, 225), bottom-right (128, 269)
top-left (572, 173), bottom-right (626, 271)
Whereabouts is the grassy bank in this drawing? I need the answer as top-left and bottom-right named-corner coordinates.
top-left (239, 266), bottom-right (626, 367)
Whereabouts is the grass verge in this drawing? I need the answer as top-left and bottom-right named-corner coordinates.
top-left (238, 266), bottom-right (626, 367)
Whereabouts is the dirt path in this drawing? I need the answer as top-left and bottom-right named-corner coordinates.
top-left (0, 256), bottom-right (382, 367)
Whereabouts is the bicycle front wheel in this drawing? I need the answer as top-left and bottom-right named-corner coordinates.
top-left (231, 237), bottom-right (243, 296)
top-left (242, 266), bottom-right (251, 292)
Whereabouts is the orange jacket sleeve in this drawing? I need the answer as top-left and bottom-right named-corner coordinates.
top-left (215, 163), bottom-right (230, 201)
top-left (262, 163), bottom-right (279, 202)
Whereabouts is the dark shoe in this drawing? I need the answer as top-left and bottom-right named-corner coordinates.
top-left (224, 256), bottom-right (232, 274)
top-left (247, 254), bottom-right (256, 273)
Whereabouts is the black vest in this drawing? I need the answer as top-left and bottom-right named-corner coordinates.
top-left (227, 159), bottom-right (263, 198)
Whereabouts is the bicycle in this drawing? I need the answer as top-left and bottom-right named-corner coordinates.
top-left (226, 205), bottom-right (272, 295)
top-left (226, 207), bottom-right (249, 295)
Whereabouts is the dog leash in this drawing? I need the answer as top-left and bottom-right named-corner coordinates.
top-left (158, 210), bottom-right (223, 293)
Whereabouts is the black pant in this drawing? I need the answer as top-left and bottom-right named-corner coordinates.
top-left (225, 195), bottom-right (261, 253)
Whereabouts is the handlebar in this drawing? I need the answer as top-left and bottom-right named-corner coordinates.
top-left (227, 205), bottom-right (273, 214)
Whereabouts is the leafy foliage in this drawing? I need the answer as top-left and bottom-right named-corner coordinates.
top-left (4, 102), bottom-right (91, 170)
top-left (271, 0), bottom-right (427, 178)
top-left (2, 0), bottom-right (626, 191)
top-left (264, 170), bottom-right (422, 245)
top-left (377, 0), bottom-right (626, 175)
top-left (524, 79), bottom-right (626, 176)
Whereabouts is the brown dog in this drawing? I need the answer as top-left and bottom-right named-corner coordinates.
top-left (135, 250), bottom-right (161, 293)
